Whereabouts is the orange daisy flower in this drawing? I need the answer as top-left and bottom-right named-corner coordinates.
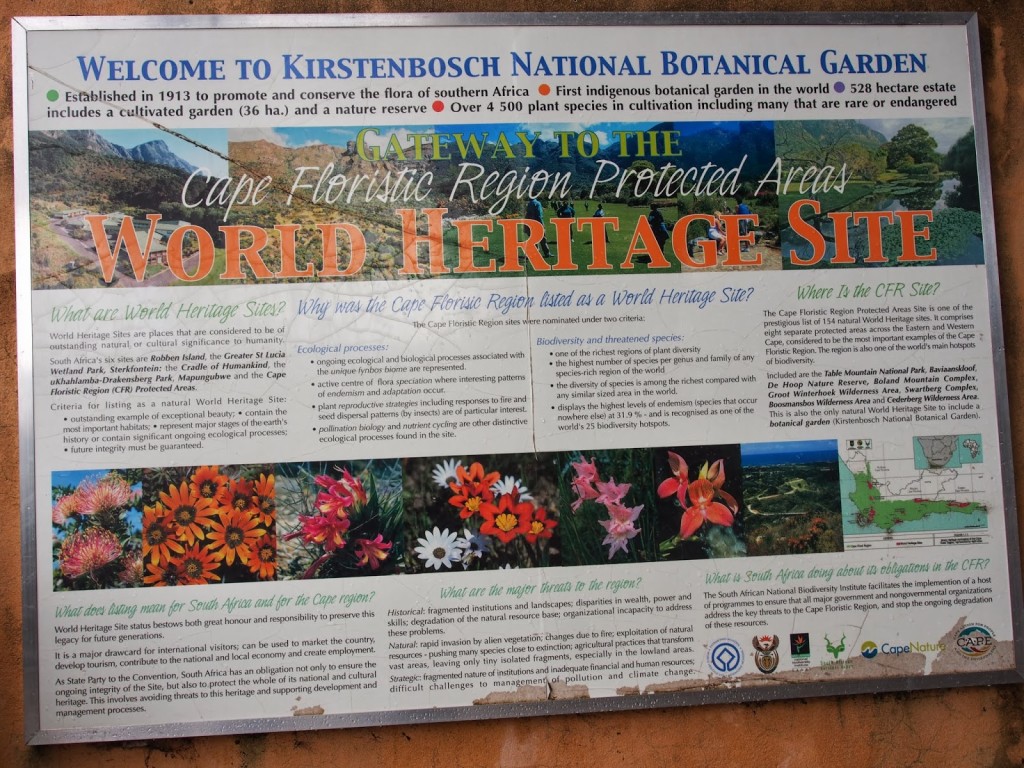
top-left (142, 503), bottom-right (184, 565)
top-left (248, 534), bottom-right (277, 580)
top-left (173, 543), bottom-right (220, 585)
top-left (143, 560), bottom-right (182, 587)
top-left (190, 465), bottom-right (230, 506)
top-left (160, 481), bottom-right (216, 545)
top-left (206, 507), bottom-right (264, 566)
top-left (226, 477), bottom-right (257, 515)
top-left (251, 473), bottom-right (277, 527)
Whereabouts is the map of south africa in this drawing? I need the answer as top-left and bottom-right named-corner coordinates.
top-left (840, 435), bottom-right (988, 536)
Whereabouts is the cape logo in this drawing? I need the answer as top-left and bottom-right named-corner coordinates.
top-left (955, 623), bottom-right (996, 659)
top-left (752, 634), bottom-right (780, 673)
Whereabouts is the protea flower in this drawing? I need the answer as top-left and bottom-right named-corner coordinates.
top-left (60, 528), bottom-right (122, 579)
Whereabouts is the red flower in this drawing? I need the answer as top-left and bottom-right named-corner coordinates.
top-left (314, 469), bottom-right (366, 517)
top-left (680, 478), bottom-right (736, 539)
top-left (448, 462), bottom-right (499, 520)
top-left (480, 494), bottom-right (531, 543)
top-left (657, 451), bottom-right (689, 503)
top-left (523, 506), bottom-right (557, 543)
top-left (295, 513), bottom-right (350, 552)
top-left (354, 535), bottom-right (392, 570)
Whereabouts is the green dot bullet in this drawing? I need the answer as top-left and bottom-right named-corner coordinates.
top-left (46, 90), bottom-right (59, 102)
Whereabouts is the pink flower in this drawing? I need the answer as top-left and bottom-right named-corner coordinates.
top-left (52, 493), bottom-right (82, 524)
top-left (314, 469), bottom-right (368, 516)
top-left (570, 476), bottom-right (599, 512)
top-left (600, 518), bottom-right (640, 559)
top-left (606, 501), bottom-right (643, 523)
top-left (569, 456), bottom-right (604, 512)
top-left (59, 528), bottom-right (122, 579)
top-left (293, 513), bottom-right (351, 552)
top-left (572, 456), bottom-right (599, 482)
top-left (79, 475), bottom-right (136, 515)
top-left (354, 535), bottom-right (392, 570)
top-left (337, 468), bottom-right (368, 504)
top-left (595, 478), bottom-right (631, 507)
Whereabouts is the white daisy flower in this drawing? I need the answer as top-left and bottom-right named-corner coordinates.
top-left (414, 527), bottom-right (462, 570)
top-left (498, 564), bottom-right (519, 570)
top-left (491, 474), bottom-right (532, 500)
top-left (431, 458), bottom-right (463, 488)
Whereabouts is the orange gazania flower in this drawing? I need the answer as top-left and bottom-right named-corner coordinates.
top-left (251, 473), bottom-right (277, 527)
top-left (207, 507), bottom-right (265, 566)
top-left (143, 560), bottom-right (183, 587)
top-left (174, 543), bottom-right (221, 585)
top-left (190, 465), bottom-right (230, 506)
top-left (448, 462), bottom-right (500, 520)
top-left (142, 503), bottom-right (184, 565)
top-left (160, 481), bottom-right (216, 545)
top-left (226, 477), bottom-right (257, 515)
top-left (480, 493), bottom-right (531, 544)
top-left (248, 534), bottom-right (277, 580)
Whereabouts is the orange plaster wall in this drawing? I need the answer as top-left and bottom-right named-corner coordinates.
top-left (2, 2), bottom-right (1023, 766)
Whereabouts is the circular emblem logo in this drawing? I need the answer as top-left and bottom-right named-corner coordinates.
top-left (860, 641), bottom-right (878, 659)
top-left (955, 624), bottom-right (995, 659)
top-left (708, 638), bottom-right (744, 675)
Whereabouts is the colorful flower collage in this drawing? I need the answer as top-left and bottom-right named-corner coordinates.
top-left (52, 440), bottom-right (843, 590)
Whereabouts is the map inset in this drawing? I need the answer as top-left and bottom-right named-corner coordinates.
top-left (840, 435), bottom-right (988, 536)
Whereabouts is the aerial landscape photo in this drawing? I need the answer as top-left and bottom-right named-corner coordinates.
top-left (741, 440), bottom-right (843, 557)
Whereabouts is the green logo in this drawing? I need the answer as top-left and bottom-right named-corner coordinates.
top-left (825, 633), bottom-right (846, 659)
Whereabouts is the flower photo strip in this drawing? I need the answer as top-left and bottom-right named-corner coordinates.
top-left (49, 440), bottom-right (843, 592)
top-left (403, 454), bottom-right (561, 572)
top-left (52, 469), bottom-right (143, 591)
top-left (275, 460), bottom-right (403, 579)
